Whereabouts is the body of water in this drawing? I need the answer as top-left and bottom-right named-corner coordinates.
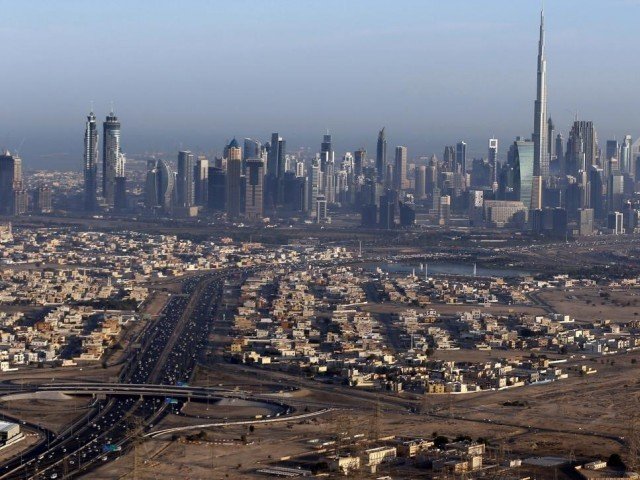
top-left (372, 261), bottom-right (531, 278)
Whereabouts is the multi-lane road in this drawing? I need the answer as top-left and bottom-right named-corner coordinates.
top-left (0, 271), bottom-right (228, 479)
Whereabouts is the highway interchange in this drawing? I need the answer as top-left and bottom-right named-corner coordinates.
top-left (0, 269), bottom-right (276, 480)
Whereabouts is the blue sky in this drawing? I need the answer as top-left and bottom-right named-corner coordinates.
top-left (2, 0), bottom-right (639, 169)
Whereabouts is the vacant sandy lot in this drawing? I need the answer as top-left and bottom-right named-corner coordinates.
top-left (539, 286), bottom-right (640, 323)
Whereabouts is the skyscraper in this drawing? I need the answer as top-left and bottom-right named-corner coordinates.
top-left (33, 186), bottom-right (52, 214)
top-left (566, 121), bottom-right (598, 175)
top-left (488, 138), bottom-right (499, 188)
top-left (443, 146), bottom-right (455, 172)
top-left (320, 134), bottom-right (333, 170)
top-left (177, 150), bottom-right (195, 207)
top-left (102, 111), bottom-right (121, 207)
top-left (266, 133), bottom-right (286, 206)
top-left (455, 141), bottom-right (467, 173)
top-left (354, 149), bottom-right (366, 177)
top-left (0, 151), bottom-right (25, 216)
top-left (394, 146), bottom-right (407, 191)
top-left (555, 133), bottom-right (565, 175)
top-left (605, 140), bottom-right (620, 162)
top-left (114, 176), bottom-right (127, 211)
top-left (621, 135), bottom-right (633, 176)
top-left (308, 159), bottom-right (320, 218)
top-left (589, 165), bottom-right (605, 219)
top-left (509, 138), bottom-right (534, 208)
top-left (194, 156), bottom-right (209, 206)
top-left (532, 10), bottom-right (549, 180)
top-left (207, 166), bottom-right (226, 211)
top-left (83, 111), bottom-right (99, 211)
top-left (547, 118), bottom-right (555, 160)
top-left (226, 139), bottom-right (243, 219)
top-left (243, 138), bottom-right (261, 165)
top-left (145, 159), bottom-right (174, 212)
top-left (320, 133), bottom-right (334, 200)
top-left (415, 165), bottom-right (426, 199)
top-left (376, 128), bottom-right (387, 183)
top-left (245, 157), bottom-right (264, 220)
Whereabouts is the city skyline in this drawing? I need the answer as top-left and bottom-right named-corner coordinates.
top-left (2, 4), bottom-right (640, 476)
top-left (3, 0), bottom-right (640, 169)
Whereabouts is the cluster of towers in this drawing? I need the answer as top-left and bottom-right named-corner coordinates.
top-left (73, 11), bottom-right (640, 235)
top-left (0, 151), bottom-right (51, 216)
top-left (83, 110), bottom-right (126, 211)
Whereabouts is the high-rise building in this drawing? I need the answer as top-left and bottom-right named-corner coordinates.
top-left (547, 118), bottom-right (555, 160)
top-left (609, 173), bottom-right (625, 213)
top-left (443, 146), bottom-right (455, 172)
top-left (319, 134), bottom-right (335, 202)
top-left (415, 165), bottom-right (427, 199)
top-left (354, 149), bottom-right (366, 177)
top-left (488, 138), bottom-right (499, 188)
top-left (207, 166), bottom-right (226, 211)
top-left (315, 194), bottom-right (328, 223)
top-left (226, 139), bottom-right (243, 219)
top-left (266, 133), bottom-right (286, 206)
top-left (145, 159), bottom-right (174, 212)
top-left (455, 141), bottom-right (467, 173)
top-left (379, 190), bottom-right (396, 229)
top-left (320, 134), bottom-right (333, 171)
top-left (114, 176), bottom-right (127, 211)
top-left (177, 150), bottom-right (195, 207)
top-left (469, 190), bottom-right (484, 226)
top-left (308, 159), bottom-right (320, 218)
top-left (439, 195), bottom-right (451, 226)
top-left (606, 140), bottom-right (619, 162)
top-left (566, 121), bottom-right (598, 175)
top-left (394, 146), bottom-right (407, 191)
top-left (607, 211), bottom-right (625, 235)
top-left (245, 157), bottom-right (264, 220)
top-left (83, 111), bottom-right (99, 211)
top-left (243, 138), bottom-right (261, 166)
top-left (532, 10), bottom-right (549, 180)
top-left (194, 156), bottom-right (209, 206)
top-left (589, 165), bottom-right (605, 219)
top-left (578, 208), bottom-right (595, 236)
top-left (508, 138), bottom-right (534, 209)
top-left (33, 186), bottom-right (52, 214)
top-left (0, 151), bottom-right (25, 216)
top-left (530, 176), bottom-right (543, 211)
top-left (555, 133), bottom-right (565, 175)
top-left (102, 111), bottom-right (121, 207)
top-left (376, 128), bottom-right (387, 183)
top-left (621, 135), bottom-right (632, 176)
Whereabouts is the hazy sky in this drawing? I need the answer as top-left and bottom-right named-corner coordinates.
top-left (2, 0), bottom-right (640, 169)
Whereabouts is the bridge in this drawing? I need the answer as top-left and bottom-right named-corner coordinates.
top-left (0, 382), bottom-right (292, 411)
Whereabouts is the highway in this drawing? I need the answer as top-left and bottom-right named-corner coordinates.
top-left (0, 271), bottom-right (226, 480)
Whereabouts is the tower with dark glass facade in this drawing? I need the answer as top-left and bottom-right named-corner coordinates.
top-left (83, 111), bottom-right (99, 211)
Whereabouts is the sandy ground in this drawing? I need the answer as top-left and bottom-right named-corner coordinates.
top-left (539, 286), bottom-right (640, 323)
top-left (84, 349), bottom-right (640, 479)
top-left (0, 396), bottom-right (92, 434)
top-left (0, 429), bottom-right (40, 463)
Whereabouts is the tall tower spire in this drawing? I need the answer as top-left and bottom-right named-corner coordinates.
top-left (531, 9), bottom-right (548, 209)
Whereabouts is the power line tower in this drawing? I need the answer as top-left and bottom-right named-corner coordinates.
top-left (127, 416), bottom-right (146, 480)
top-left (420, 391), bottom-right (431, 414)
top-left (368, 397), bottom-right (381, 443)
top-left (629, 413), bottom-right (640, 471)
top-left (448, 394), bottom-right (455, 423)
